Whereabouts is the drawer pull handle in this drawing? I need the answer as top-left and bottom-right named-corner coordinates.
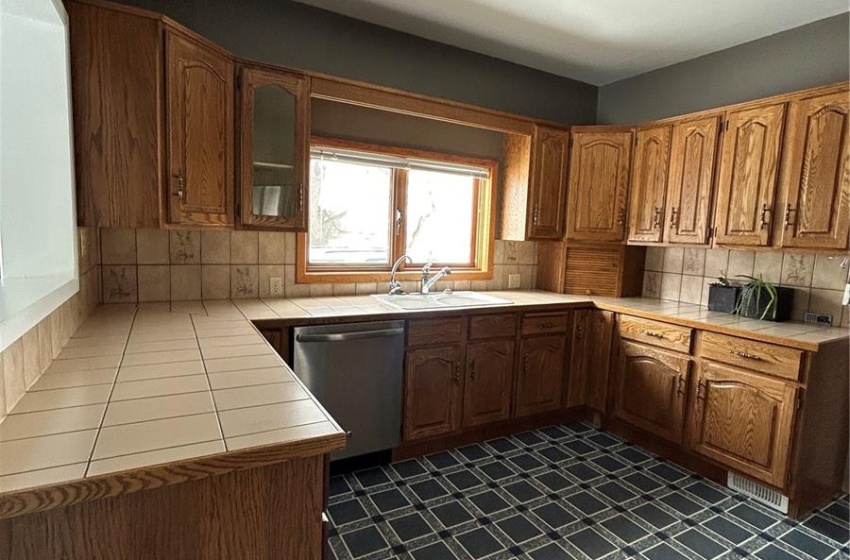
top-left (540, 322), bottom-right (555, 329)
top-left (643, 330), bottom-right (664, 339)
top-left (453, 361), bottom-right (461, 383)
top-left (470, 361), bottom-right (476, 381)
top-left (730, 350), bottom-right (763, 361)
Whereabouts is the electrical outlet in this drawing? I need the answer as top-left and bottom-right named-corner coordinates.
top-left (507, 273), bottom-right (521, 289)
top-left (269, 277), bottom-right (283, 297)
top-left (804, 312), bottom-right (833, 326)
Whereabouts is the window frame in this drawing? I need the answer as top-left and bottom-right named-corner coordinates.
top-left (296, 136), bottom-right (498, 284)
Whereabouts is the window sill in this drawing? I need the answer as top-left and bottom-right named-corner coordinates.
top-left (296, 269), bottom-right (493, 285)
top-left (0, 274), bottom-right (78, 352)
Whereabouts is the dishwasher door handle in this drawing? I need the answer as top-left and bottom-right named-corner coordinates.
top-left (295, 328), bottom-right (405, 343)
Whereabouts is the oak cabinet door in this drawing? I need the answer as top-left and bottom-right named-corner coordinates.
top-left (628, 125), bottom-right (672, 243)
top-left (167, 31), bottom-right (234, 226)
top-left (403, 345), bottom-right (462, 440)
top-left (713, 102), bottom-right (786, 246)
top-left (688, 361), bottom-right (797, 488)
top-left (239, 66), bottom-right (309, 230)
top-left (666, 116), bottom-right (721, 245)
top-left (613, 341), bottom-right (689, 444)
top-left (515, 335), bottom-right (566, 417)
top-left (462, 340), bottom-right (515, 427)
top-left (527, 125), bottom-right (569, 239)
top-left (779, 87), bottom-right (850, 250)
top-left (567, 309), bottom-right (614, 411)
top-left (566, 130), bottom-right (633, 242)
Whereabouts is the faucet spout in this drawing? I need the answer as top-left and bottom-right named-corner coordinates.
top-left (388, 254), bottom-right (412, 295)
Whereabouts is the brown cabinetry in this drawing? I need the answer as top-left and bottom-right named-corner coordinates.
top-left (166, 30), bottom-right (235, 226)
top-left (688, 360), bottom-right (796, 488)
top-left (566, 128), bottom-right (633, 242)
top-left (613, 341), bottom-right (689, 444)
top-left (403, 345), bottom-right (463, 440)
top-left (778, 86), bottom-right (850, 250)
top-left (526, 125), bottom-right (569, 239)
top-left (713, 102), bottom-right (787, 246)
top-left (628, 125), bottom-right (672, 243)
top-left (665, 115), bottom-right (722, 245)
top-left (515, 334), bottom-right (566, 417)
top-left (567, 309), bottom-right (614, 411)
top-left (238, 65), bottom-right (309, 230)
top-left (463, 340), bottom-right (515, 427)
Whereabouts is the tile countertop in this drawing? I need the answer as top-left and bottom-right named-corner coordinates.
top-left (0, 291), bottom-right (846, 518)
top-left (0, 300), bottom-right (346, 519)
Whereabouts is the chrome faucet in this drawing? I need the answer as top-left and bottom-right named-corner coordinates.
top-left (388, 254), bottom-right (412, 295)
top-left (420, 263), bottom-right (452, 294)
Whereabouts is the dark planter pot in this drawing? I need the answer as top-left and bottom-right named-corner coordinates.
top-left (707, 285), bottom-right (740, 313)
top-left (735, 286), bottom-right (795, 322)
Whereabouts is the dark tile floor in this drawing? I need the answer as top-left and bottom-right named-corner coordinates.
top-left (327, 423), bottom-right (850, 560)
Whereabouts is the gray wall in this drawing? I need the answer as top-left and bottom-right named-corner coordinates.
top-left (113, 0), bottom-right (597, 125)
top-left (598, 14), bottom-right (850, 125)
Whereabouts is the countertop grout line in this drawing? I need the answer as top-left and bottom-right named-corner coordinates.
top-left (83, 307), bottom-right (139, 479)
top-left (196, 302), bottom-right (229, 452)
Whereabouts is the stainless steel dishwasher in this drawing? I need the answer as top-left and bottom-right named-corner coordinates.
top-left (293, 320), bottom-right (405, 460)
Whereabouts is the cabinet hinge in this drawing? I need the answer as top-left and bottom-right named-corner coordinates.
top-left (236, 203), bottom-right (241, 219)
top-left (724, 119), bottom-right (729, 132)
top-left (236, 73), bottom-right (242, 89)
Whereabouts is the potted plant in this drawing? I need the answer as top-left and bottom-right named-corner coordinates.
top-left (707, 273), bottom-right (740, 313)
top-left (733, 275), bottom-right (794, 322)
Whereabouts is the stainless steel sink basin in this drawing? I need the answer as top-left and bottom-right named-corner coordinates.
top-left (373, 291), bottom-right (513, 310)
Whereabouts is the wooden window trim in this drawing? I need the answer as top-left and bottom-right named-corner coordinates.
top-left (296, 137), bottom-right (497, 284)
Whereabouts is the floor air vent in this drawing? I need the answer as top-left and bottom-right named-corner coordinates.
top-left (727, 472), bottom-right (789, 514)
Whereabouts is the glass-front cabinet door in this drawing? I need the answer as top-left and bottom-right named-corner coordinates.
top-left (238, 65), bottom-right (308, 229)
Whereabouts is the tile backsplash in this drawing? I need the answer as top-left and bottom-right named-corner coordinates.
top-left (643, 247), bottom-right (850, 327)
top-left (100, 228), bottom-right (539, 303)
top-left (0, 227), bottom-right (101, 422)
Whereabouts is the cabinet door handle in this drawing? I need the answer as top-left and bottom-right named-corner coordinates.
top-left (532, 204), bottom-right (540, 225)
top-left (643, 330), bottom-right (664, 339)
top-left (172, 172), bottom-right (185, 200)
top-left (676, 375), bottom-right (686, 397)
top-left (616, 208), bottom-right (626, 226)
top-left (469, 361), bottom-right (476, 381)
top-left (652, 206), bottom-right (663, 228)
top-left (760, 204), bottom-right (771, 229)
top-left (453, 361), bottom-right (461, 383)
top-left (669, 207), bottom-right (679, 228)
top-left (730, 350), bottom-right (763, 361)
top-left (696, 380), bottom-right (706, 401)
top-left (783, 204), bottom-right (795, 228)
top-left (575, 324), bottom-right (584, 340)
top-left (522, 354), bottom-right (529, 373)
top-left (297, 184), bottom-right (304, 212)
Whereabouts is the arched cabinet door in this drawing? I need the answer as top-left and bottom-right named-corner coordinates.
top-left (462, 339), bottom-right (515, 427)
top-left (688, 361), bottom-right (797, 488)
top-left (628, 125), bottom-right (672, 243)
top-left (613, 341), bottom-right (690, 444)
top-left (403, 345), bottom-right (462, 441)
top-left (778, 86), bottom-right (850, 250)
top-left (166, 30), bottom-right (234, 226)
top-left (566, 128), bottom-right (633, 242)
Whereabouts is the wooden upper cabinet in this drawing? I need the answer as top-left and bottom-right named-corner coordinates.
top-left (527, 125), bottom-right (569, 239)
top-left (566, 128), bottom-right (633, 242)
top-left (403, 345), bottom-right (462, 440)
top-left (462, 339), bottom-right (515, 427)
top-left (713, 102), bottom-right (787, 246)
top-left (613, 341), bottom-right (689, 444)
top-left (166, 30), bottom-right (235, 227)
top-left (778, 87), bottom-right (850, 250)
top-left (688, 361), bottom-right (797, 488)
top-left (238, 66), bottom-right (309, 230)
top-left (68, 1), bottom-right (164, 228)
top-left (628, 125), bottom-right (672, 243)
top-left (665, 116), bottom-right (721, 245)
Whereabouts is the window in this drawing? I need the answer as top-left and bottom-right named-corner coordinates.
top-left (298, 138), bottom-right (497, 282)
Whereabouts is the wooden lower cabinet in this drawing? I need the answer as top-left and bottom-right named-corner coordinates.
top-left (687, 360), bottom-right (797, 488)
top-left (613, 341), bottom-right (689, 444)
top-left (403, 345), bottom-right (463, 440)
top-left (463, 340), bottom-right (515, 427)
top-left (515, 334), bottom-right (566, 417)
top-left (567, 310), bottom-right (614, 411)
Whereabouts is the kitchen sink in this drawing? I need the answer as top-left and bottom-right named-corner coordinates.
top-left (373, 291), bottom-right (513, 310)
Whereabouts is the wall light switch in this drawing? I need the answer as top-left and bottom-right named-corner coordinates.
top-left (270, 277), bottom-right (284, 297)
top-left (507, 273), bottom-right (521, 289)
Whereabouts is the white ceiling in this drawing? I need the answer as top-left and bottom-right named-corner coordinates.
top-left (292, 0), bottom-right (849, 85)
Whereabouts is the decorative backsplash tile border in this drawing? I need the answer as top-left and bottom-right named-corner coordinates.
top-left (0, 228), bottom-right (100, 423)
top-left (644, 247), bottom-right (850, 326)
top-left (99, 228), bottom-right (539, 303)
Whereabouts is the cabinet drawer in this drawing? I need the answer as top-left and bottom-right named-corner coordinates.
top-left (700, 332), bottom-right (803, 380)
top-left (618, 315), bottom-right (692, 353)
top-left (469, 313), bottom-right (517, 340)
top-left (521, 313), bottom-right (569, 335)
top-left (408, 317), bottom-right (463, 347)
